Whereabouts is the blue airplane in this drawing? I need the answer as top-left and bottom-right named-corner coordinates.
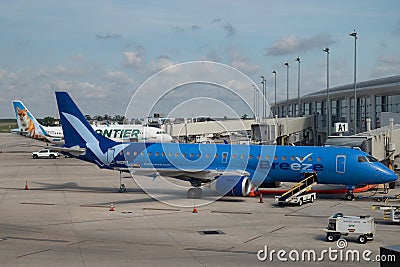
top-left (55, 91), bottom-right (398, 200)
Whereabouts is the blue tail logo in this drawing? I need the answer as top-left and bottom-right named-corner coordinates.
top-left (55, 92), bottom-right (128, 166)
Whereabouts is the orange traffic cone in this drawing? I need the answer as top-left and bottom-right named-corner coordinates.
top-left (109, 203), bottom-right (115, 211)
top-left (259, 193), bottom-right (264, 203)
top-left (25, 180), bottom-right (29, 190)
top-left (192, 205), bottom-right (198, 213)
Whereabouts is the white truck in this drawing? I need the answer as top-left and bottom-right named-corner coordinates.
top-left (32, 149), bottom-right (60, 159)
top-left (324, 213), bottom-right (375, 244)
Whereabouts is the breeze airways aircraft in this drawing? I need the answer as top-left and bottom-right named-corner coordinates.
top-left (12, 100), bottom-right (172, 144)
top-left (55, 92), bottom-right (398, 199)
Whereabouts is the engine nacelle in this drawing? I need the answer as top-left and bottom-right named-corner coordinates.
top-left (210, 175), bottom-right (252, 196)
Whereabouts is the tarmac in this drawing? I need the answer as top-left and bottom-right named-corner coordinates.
top-left (0, 133), bottom-right (399, 266)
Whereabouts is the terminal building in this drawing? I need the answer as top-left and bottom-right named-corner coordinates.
top-left (271, 75), bottom-right (400, 141)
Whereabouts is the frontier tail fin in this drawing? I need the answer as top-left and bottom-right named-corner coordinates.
top-left (12, 100), bottom-right (47, 139)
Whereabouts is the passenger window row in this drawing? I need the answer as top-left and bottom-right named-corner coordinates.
top-left (119, 151), bottom-right (322, 162)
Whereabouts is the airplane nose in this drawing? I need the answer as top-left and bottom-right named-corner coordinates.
top-left (163, 134), bottom-right (173, 142)
top-left (381, 168), bottom-right (398, 183)
top-left (388, 171), bottom-right (398, 183)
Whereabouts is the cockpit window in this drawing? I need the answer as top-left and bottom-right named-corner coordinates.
top-left (366, 156), bottom-right (378, 162)
top-left (358, 156), bottom-right (367, 162)
top-left (358, 155), bottom-right (379, 163)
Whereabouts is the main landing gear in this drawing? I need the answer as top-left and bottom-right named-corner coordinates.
top-left (187, 181), bottom-right (202, 199)
top-left (119, 171), bottom-right (127, 193)
top-left (187, 187), bottom-right (202, 199)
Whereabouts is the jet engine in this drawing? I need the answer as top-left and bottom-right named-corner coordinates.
top-left (210, 175), bottom-right (252, 196)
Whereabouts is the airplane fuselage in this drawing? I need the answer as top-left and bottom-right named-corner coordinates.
top-left (78, 142), bottom-right (397, 187)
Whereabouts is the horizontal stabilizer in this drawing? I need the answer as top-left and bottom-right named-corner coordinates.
top-left (50, 145), bottom-right (86, 156)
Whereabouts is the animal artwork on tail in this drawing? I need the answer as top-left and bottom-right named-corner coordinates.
top-left (16, 107), bottom-right (36, 137)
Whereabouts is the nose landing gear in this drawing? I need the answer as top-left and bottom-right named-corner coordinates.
top-left (345, 190), bottom-right (355, 201)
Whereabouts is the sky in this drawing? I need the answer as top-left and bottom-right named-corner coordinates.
top-left (1, 0), bottom-right (400, 120)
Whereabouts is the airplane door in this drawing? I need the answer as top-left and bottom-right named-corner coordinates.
top-left (336, 155), bottom-right (346, 173)
top-left (222, 152), bottom-right (228, 164)
top-left (107, 148), bottom-right (115, 164)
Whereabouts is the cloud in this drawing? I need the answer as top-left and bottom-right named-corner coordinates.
top-left (223, 23), bottom-right (236, 37)
top-left (96, 32), bottom-right (122, 39)
top-left (15, 38), bottom-right (29, 47)
top-left (171, 26), bottom-right (185, 33)
top-left (377, 55), bottom-right (400, 65)
top-left (266, 34), bottom-right (335, 55)
top-left (105, 70), bottom-right (135, 86)
top-left (123, 47), bottom-right (145, 68)
top-left (191, 24), bottom-right (201, 31)
top-left (372, 55), bottom-right (400, 77)
top-left (225, 47), bottom-right (261, 74)
top-left (396, 20), bottom-right (400, 35)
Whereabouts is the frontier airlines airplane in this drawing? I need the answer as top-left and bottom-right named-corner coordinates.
top-left (12, 100), bottom-right (172, 144)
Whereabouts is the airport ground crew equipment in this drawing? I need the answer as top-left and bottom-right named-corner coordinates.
top-left (275, 172), bottom-right (317, 206)
top-left (324, 213), bottom-right (375, 244)
top-left (371, 204), bottom-right (400, 223)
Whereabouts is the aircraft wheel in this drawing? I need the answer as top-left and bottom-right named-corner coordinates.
top-left (345, 193), bottom-right (355, 201)
top-left (119, 184), bottom-right (127, 193)
top-left (326, 234), bottom-right (335, 242)
top-left (187, 187), bottom-right (202, 199)
top-left (358, 235), bottom-right (367, 244)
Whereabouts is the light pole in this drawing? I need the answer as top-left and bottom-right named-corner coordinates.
top-left (272, 70), bottom-right (277, 115)
top-left (261, 75), bottom-right (266, 118)
top-left (350, 30), bottom-right (357, 134)
top-left (323, 47), bottom-right (330, 136)
top-left (252, 84), bottom-right (257, 118)
top-left (295, 57), bottom-right (301, 116)
top-left (284, 62), bottom-right (289, 117)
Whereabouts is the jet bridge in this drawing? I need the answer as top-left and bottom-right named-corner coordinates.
top-left (325, 120), bottom-right (400, 164)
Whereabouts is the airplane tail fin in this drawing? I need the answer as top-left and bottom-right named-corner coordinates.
top-left (55, 92), bottom-right (113, 147)
top-left (12, 100), bottom-right (47, 139)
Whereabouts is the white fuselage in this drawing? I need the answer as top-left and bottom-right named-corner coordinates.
top-left (42, 124), bottom-right (172, 143)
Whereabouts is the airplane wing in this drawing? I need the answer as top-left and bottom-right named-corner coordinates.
top-left (128, 167), bottom-right (250, 183)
